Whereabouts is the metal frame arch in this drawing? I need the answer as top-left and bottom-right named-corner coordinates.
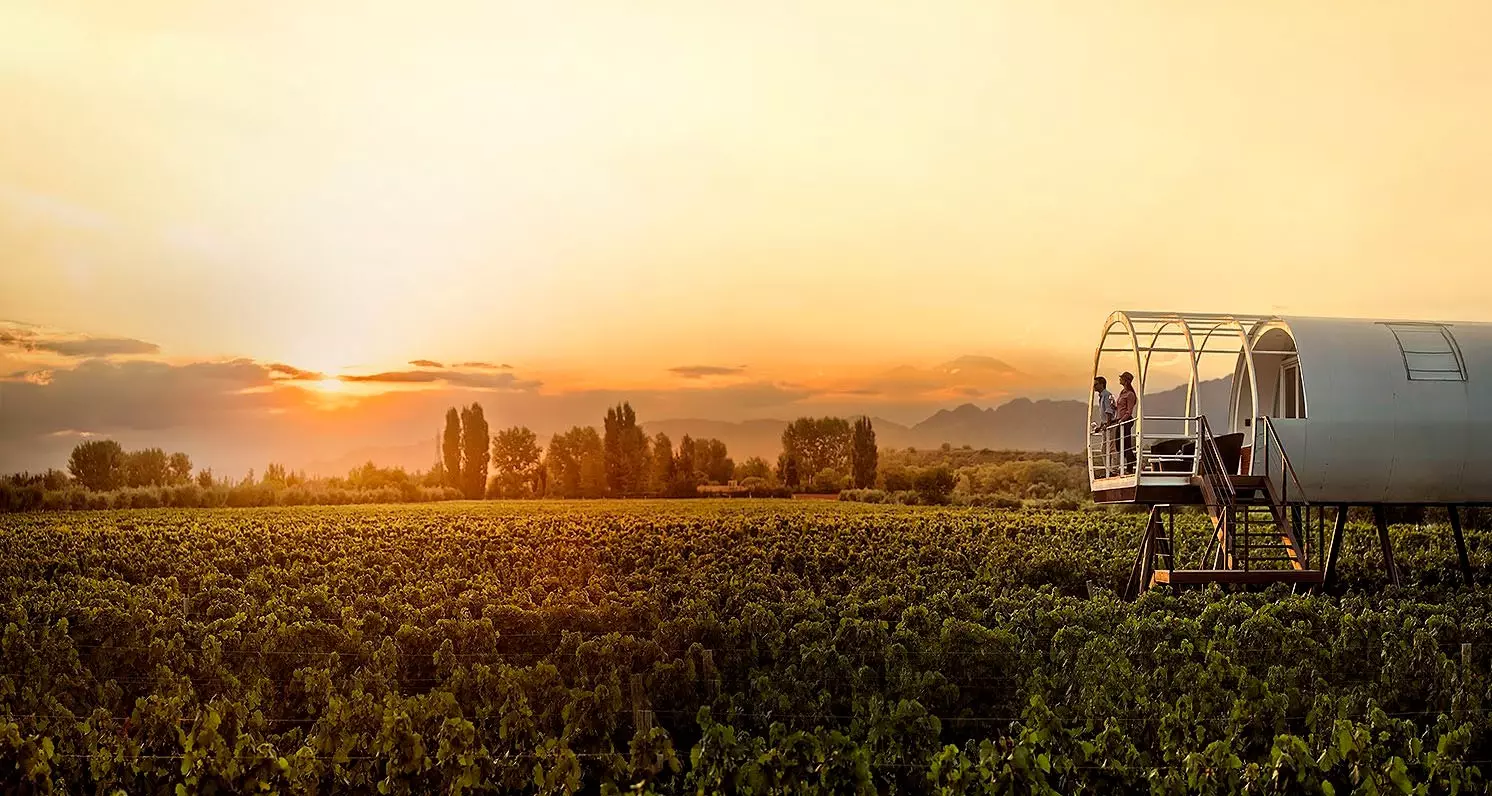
top-left (1203, 317), bottom-right (1261, 437)
top-left (1139, 317), bottom-right (1200, 437)
top-left (1248, 319), bottom-right (1304, 419)
top-left (1091, 311), bottom-right (1146, 477)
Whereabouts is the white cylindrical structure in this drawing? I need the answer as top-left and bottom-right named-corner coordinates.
top-left (1238, 316), bottom-right (1492, 504)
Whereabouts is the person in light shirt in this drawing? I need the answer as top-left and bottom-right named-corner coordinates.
top-left (1114, 371), bottom-right (1138, 474)
top-left (1092, 376), bottom-right (1116, 476)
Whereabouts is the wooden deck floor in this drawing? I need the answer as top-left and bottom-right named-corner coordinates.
top-left (1152, 569), bottom-right (1324, 586)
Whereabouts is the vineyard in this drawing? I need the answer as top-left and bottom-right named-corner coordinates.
top-left (4, 500), bottom-right (1492, 793)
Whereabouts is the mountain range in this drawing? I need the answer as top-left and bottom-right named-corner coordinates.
top-left (303, 377), bottom-right (1231, 474)
top-left (643, 376), bottom-right (1230, 460)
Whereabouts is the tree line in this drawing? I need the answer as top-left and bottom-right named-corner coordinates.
top-left (1, 405), bottom-right (891, 511)
top-left (437, 401), bottom-right (773, 499)
top-left (773, 415), bottom-right (879, 493)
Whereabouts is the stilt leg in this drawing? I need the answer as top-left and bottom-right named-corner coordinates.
top-left (1322, 505), bottom-right (1347, 589)
top-left (1449, 506), bottom-right (1474, 586)
top-left (1374, 505), bottom-right (1402, 588)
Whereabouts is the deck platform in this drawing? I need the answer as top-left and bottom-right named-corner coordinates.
top-left (1092, 474), bottom-right (1273, 505)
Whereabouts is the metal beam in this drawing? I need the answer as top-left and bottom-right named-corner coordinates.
top-left (1322, 505), bottom-right (1347, 588)
top-left (1449, 506), bottom-right (1474, 586)
top-left (1374, 505), bottom-right (1402, 587)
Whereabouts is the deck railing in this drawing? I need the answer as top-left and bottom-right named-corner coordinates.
top-left (1089, 414), bottom-right (1208, 481)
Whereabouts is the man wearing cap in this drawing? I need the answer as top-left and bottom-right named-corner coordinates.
top-left (1092, 376), bottom-right (1116, 476)
top-left (1115, 372), bottom-right (1138, 474)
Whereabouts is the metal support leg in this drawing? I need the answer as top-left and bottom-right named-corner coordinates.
top-left (1374, 505), bottom-right (1402, 588)
top-left (1322, 505), bottom-right (1347, 589)
top-left (1449, 506), bottom-right (1474, 586)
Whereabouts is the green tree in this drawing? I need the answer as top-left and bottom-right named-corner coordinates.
top-left (603, 402), bottom-right (649, 495)
top-left (491, 426), bottom-right (543, 498)
top-left (545, 427), bottom-right (605, 498)
top-left (263, 463), bottom-right (288, 486)
top-left (776, 452), bottom-right (801, 490)
top-left (67, 439), bottom-right (126, 491)
top-left (736, 456), bottom-right (772, 481)
top-left (913, 466), bottom-right (957, 505)
top-left (544, 431), bottom-right (578, 498)
top-left (460, 403), bottom-right (490, 499)
top-left (779, 417), bottom-right (852, 484)
top-left (650, 433), bottom-right (676, 494)
top-left (196, 468), bottom-right (215, 489)
top-left (166, 452), bottom-right (193, 485)
top-left (811, 467), bottom-right (848, 494)
top-left (442, 408), bottom-right (463, 491)
top-left (695, 438), bottom-right (734, 484)
top-left (849, 416), bottom-right (878, 489)
top-left (672, 435), bottom-right (699, 496)
top-left (124, 447), bottom-right (169, 488)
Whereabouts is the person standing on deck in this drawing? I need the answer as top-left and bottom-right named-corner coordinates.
top-left (1092, 376), bottom-right (1117, 476)
top-left (1115, 372), bottom-right (1138, 474)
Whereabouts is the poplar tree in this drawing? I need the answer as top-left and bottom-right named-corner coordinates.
top-left (850, 416), bottom-right (879, 489)
top-left (442, 408), bottom-right (463, 490)
top-left (461, 402), bottom-right (491, 499)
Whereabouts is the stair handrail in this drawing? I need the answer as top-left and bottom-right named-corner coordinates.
top-left (1196, 415), bottom-right (1237, 504)
top-left (1257, 415), bottom-right (1308, 509)
top-left (1196, 415), bottom-right (1237, 569)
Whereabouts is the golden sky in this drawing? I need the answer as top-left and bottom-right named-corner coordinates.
top-left (4, 2), bottom-right (1492, 470)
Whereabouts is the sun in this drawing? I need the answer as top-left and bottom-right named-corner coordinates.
top-left (310, 377), bottom-right (346, 394)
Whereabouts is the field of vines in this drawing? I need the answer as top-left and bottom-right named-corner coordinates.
top-left (5, 500), bottom-right (1492, 794)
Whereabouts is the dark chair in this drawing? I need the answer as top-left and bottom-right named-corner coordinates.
top-left (1213, 433), bottom-right (1244, 474)
top-left (1147, 438), bottom-right (1193, 473)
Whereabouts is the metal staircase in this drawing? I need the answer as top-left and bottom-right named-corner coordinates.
top-left (1125, 416), bottom-right (1326, 597)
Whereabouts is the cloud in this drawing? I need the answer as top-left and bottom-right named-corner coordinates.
top-left (339, 370), bottom-right (539, 391)
top-left (454, 362), bottom-right (511, 369)
top-left (0, 327), bottom-right (159, 357)
top-left (340, 371), bottom-right (441, 384)
top-left (0, 358), bottom-right (286, 439)
top-left (409, 359), bottom-right (444, 368)
top-left (267, 363), bottom-right (325, 381)
top-left (669, 365), bottom-right (745, 379)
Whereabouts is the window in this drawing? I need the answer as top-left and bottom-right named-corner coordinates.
top-left (1271, 360), bottom-right (1306, 417)
top-left (1384, 323), bottom-right (1467, 381)
top-left (1273, 358), bottom-right (1305, 418)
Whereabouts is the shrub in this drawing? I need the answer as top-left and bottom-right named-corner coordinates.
top-left (810, 468), bottom-right (849, 494)
top-left (912, 467), bottom-right (957, 505)
top-left (840, 489), bottom-right (889, 504)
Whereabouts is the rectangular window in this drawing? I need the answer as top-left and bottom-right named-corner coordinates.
top-left (1384, 323), bottom-right (1467, 381)
top-left (1281, 360), bottom-right (1302, 417)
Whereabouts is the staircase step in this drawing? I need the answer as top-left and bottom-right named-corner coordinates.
top-left (1152, 569), bottom-right (1324, 585)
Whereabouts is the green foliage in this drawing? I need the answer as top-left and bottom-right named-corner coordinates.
top-left (603, 403), bottom-right (650, 495)
top-left (167, 451), bottom-right (193, 485)
top-left (913, 466), bottom-right (957, 505)
top-left (124, 447), bottom-right (170, 488)
top-left (850, 416), bottom-right (878, 489)
top-left (693, 438), bottom-right (733, 485)
top-left (546, 427), bottom-right (607, 498)
top-left (491, 426), bottom-right (544, 498)
top-left (780, 417), bottom-right (853, 486)
top-left (460, 403), bottom-right (490, 499)
top-left (443, 408), bottom-right (464, 491)
top-left (67, 439), bottom-right (126, 491)
top-left (736, 456), bottom-right (773, 483)
top-left (649, 433), bottom-right (676, 494)
top-left (4, 501), bottom-right (1492, 793)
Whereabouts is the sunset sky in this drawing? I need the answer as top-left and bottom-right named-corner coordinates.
top-left (5, 2), bottom-right (1492, 473)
